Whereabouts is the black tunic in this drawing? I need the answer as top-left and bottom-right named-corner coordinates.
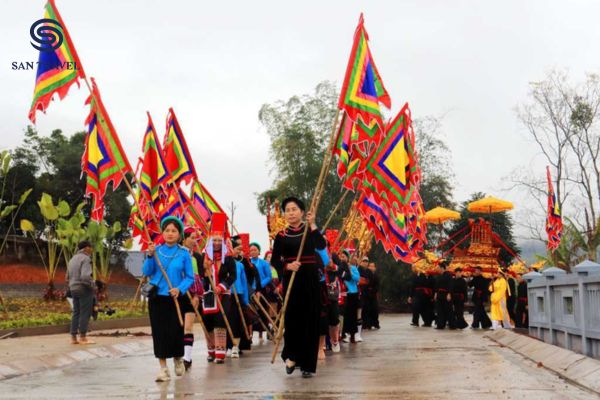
top-left (271, 223), bottom-right (325, 373)
top-left (469, 276), bottom-right (490, 302)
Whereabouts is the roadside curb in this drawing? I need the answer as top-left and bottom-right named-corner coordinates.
top-left (485, 329), bottom-right (600, 395)
top-left (0, 337), bottom-right (152, 381)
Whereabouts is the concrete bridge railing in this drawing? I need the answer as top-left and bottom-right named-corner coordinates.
top-left (525, 260), bottom-right (600, 359)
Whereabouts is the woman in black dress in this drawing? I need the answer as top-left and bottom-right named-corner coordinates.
top-left (271, 197), bottom-right (326, 378)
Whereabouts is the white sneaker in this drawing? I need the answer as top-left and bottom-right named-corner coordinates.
top-left (155, 367), bottom-right (170, 382)
top-left (342, 336), bottom-right (349, 343)
top-left (231, 346), bottom-right (240, 358)
top-left (173, 358), bottom-right (185, 376)
top-left (355, 333), bottom-right (363, 342)
top-left (332, 343), bottom-right (340, 353)
top-left (226, 349), bottom-right (233, 358)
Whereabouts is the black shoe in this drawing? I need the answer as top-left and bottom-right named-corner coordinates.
top-left (183, 360), bottom-right (192, 371)
top-left (423, 324), bottom-right (432, 327)
top-left (302, 371), bottom-right (313, 378)
top-left (410, 323), bottom-right (419, 327)
top-left (207, 355), bottom-right (215, 362)
top-left (286, 364), bottom-right (296, 375)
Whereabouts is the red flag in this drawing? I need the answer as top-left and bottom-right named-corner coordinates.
top-left (546, 166), bottom-right (563, 251)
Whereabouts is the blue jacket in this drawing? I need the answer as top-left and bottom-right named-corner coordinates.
top-left (344, 264), bottom-right (360, 294)
top-left (233, 260), bottom-right (249, 305)
top-left (143, 244), bottom-right (194, 296)
top-left (251, 257), bottom-right (272, 288)
top-left (315, 248), bottom-right (330, 282)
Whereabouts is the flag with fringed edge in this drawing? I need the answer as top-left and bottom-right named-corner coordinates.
top-left (163, 108), bottom-right (198, 186)
top-left (29, 0), bottom-right (86, 123)
top-left (191, 179), bottom-right (224, 223)
top-left (139, 113), bottom-right (169, 210)
top-left (81, 79), bottom-right (133, 221)
top-left (362, 103), bottom-right (420, 210)
top-left (546, 166), bottom-right (563, 252)
top-left (338, 13), bottom-right (390, 131)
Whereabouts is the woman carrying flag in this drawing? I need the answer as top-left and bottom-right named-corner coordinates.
top-left (271, 197), bottom-right (326, 378)
top-left (144, 217), bottom-right (194, 382)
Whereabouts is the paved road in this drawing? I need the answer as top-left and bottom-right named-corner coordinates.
top-left (0, 315), bottom-right (595, 399)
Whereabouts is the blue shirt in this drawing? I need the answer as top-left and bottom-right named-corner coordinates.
top-left (315, 248), bottom-right (330, 282)
top-left (251, 257), bottom-right (272, 288)
top-left (344, 264), bottom-right (360, 294)
top-left (233, 260), bottom-right (249, 305)
top-left (142, 244), bottom-right (194, 296)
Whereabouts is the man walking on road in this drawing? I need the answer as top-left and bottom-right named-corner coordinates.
top-left (67, 240), bottom-right (96, 345)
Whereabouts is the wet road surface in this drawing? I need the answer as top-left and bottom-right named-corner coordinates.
top-left (0, 315), bottom-right (595, 399)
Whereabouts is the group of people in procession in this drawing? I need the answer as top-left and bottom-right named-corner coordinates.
top-left (140, 196), bottom-right (381, 381)
top-left (409, 262), bottom-right (529, 331)
top-left (65, 193), bottom-right (534, 384)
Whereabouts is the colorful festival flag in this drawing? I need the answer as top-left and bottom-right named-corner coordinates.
top-left (546, 166), bottom-right (563, 252)
top-left (163, 108), bottom-right (198, 186)
top-left (191, 180), bottom-right (225, 222)
top-left (81, 78), bottom-right (133, 221)
top-left (334, 112), bottom-right (382, 190)
top-left (29, 0), bottom-right (86, 123)
top-left (362, 103), bottom-right (418, 210)
top-left (338, 13), bottom-right (391, 131)
top-left (139, 113), bottom-right (169, 208)
top-left (128, 187), bottom-right (159, 250)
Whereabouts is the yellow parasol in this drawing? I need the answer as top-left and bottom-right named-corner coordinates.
top-left (467, 196), bottom-right (514, 214)
top-left (424, 207), bottom-right (461, 224)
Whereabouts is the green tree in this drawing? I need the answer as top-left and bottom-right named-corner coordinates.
top-left (7, 126), bottom-right (131, 247)
top-left (258, 81), bottom-right (456, 310)
top-left (256, 81), bottom-right (349, 227)
top-left (444, 192), bottom-right (520, 266)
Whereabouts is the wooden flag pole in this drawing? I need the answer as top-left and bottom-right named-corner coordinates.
top-left (252, 293), bottom-right (276, 327)
top-left (270, 109), bottom-right (340, 363)
top-left (205, 270), bottom-right (237, 346)
top-left (231, 286), bottom-right (252, 341)
top-left (186, 291), bottom-right (210, 340)
top-left (247, 303), bottom-right (274, 340)
top-left (322, 189), bottom-right (350, 231)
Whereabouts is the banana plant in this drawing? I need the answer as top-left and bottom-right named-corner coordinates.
top-left (568, 217), bottom-right (600, 262)
top-left (0, 151), bottom-right (32, 256)
top-left (20, 193), bottom-right (72, 300)
top-left (86, 220), bottom-right (132, 302)
top-left (56, 203), bottom-right (87, 264)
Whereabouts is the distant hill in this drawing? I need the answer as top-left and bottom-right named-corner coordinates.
top-left (517, 238), bottom-right (546, 263)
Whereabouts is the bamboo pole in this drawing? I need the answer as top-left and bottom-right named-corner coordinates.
top-left (252, 293), bottom-right (276, 327)
top-left (186, 291), bottom-right (210, 340)
top-left (322, 189), bottom-right (350, 231)
top-left (205, 268), bottom-right (237, 346)
top-left (231, 286), bottom-right (252, 341)
top-left (271, 109), bottom-right (340, 363)
top-left (247, 303), bottom-right (274, 340)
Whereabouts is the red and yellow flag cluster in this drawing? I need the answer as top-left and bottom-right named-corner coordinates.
top-left (335, 14), bottom-right (426, 263)
top-left (546, 166), bottom-right (562, 252)
top-left (127, 107), bottom-right (228, 249)
top-left (29, 0), bottom-right (225, 250)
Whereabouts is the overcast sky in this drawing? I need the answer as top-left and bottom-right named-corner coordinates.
top-left (2, 0), bottom-right (600, 250)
